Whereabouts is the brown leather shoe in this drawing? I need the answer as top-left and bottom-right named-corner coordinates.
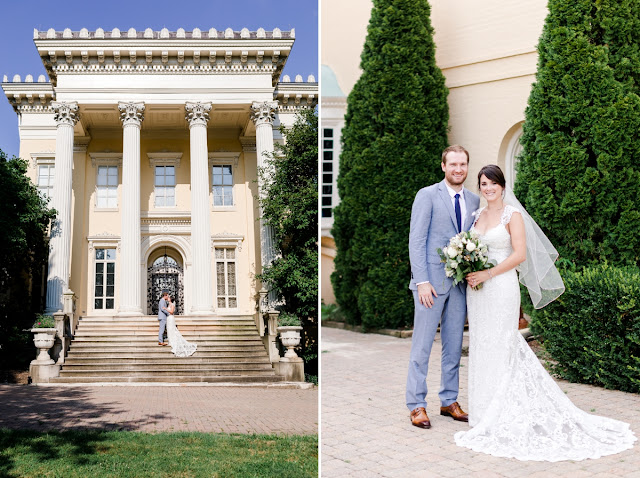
top-left (440, 402), bottom-right (468, 422)
top-left (410, 407), bottom-right (431, 429)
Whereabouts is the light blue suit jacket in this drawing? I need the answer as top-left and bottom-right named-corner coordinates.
top-left (158, 298), bottom-right (169, 320)
top-left (408, 180), bottom-right (480, 294)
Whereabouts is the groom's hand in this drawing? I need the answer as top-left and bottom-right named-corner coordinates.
top-left (417, 282), bottom-right (438, 308)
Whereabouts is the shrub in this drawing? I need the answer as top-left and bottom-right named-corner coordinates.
top-left (32, 314), bottom-right (55, 329)
top-left (277, 312), bottom-right (302, 327)
top-left (331, 0), bottom-right (449, 330)
top-left (515, 0), bottom-right (640, 267)
top-left (529, 264), bottom-right (640, 393)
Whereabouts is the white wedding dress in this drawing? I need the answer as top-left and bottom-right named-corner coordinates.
top-left (166, 306), bottom-right (197, 357)
top-left (454, 205), bottom-right (636, 461)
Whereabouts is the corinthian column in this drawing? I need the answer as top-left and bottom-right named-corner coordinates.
top-left (186, 102), bottom-right (213, 314)
top-left (45, 102), bottom-right (79, 314)
top-left (250, 101), bottom-right (278, 300)
top-left (117, 102), bottom-right (145, 315)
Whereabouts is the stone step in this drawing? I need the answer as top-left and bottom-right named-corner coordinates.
top-left (71, 336), bottom-right (262, 343)
top-left (74, 326), bottom-right (258, 338)
top-left (64, 356), bottom-right (271, 364)
top-left (58, 368), bottom-right (277, 377)
top-left (50, 375), bottom-right (285, 384)
top-left (78, 316), bottom-right (254, 323)
top-left (58, 314), bottom-right (279, 384)
top-left (61, 362), bottom-right (274, 371)
top-left (74, 325), bottom-right (257, 332)
top-left (66, 350), bottom-right (268, 358)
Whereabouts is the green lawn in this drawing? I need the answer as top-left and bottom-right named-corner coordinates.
top-left (0, 429), bottom-right (317, 477)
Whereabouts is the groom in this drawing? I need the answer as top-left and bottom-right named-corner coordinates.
top-left (158, 290), bottom-right (170, 346)
top-left (406, 145), bottom-right (480, 429)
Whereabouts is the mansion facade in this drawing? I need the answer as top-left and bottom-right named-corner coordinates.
top-left (2, 27), bottom-right (317, 327)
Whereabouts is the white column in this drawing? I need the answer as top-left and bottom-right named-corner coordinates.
top-left (250, 101), bottom-right (278, 303)
top-left (45, 102), bottom-right (79, 313)
top-left (185, 102), bottom-right (213, 314)
top-left (117, 102), bottom-right (145, 315)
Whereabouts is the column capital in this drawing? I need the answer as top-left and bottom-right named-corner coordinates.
top-left (118, 101), bottom-right (145, 127)
top-left (51, 101), bottom-right (80, 126)
top-left (185, 101), bottom-right (212, 127)
top-left (250, 101), bottom-right (278, 127)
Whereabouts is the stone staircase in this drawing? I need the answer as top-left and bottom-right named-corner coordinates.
top-left (50, 315), bottom-right (283, 383)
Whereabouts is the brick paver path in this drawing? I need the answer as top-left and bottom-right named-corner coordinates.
top-left (0, 385), bottom-right (317, 435)
top-left (321, 327), bottom-right (640, 477)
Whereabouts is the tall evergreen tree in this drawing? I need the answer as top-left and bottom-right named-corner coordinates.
top-left (515, 0), bottom-right (640, 267)
top-left (0, 150), bottom-right (56, 370)
top-left (258, 108), bottom-right (318, 376)
top-left (331, 0), bottom-right (449, 329)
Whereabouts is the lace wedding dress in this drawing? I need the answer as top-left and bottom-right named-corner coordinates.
top-left (166, 308), bottom-right (197, 358)
top-left (454, 205), bottom-right (636, 461)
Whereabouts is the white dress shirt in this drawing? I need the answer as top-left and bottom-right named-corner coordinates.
top-left (417, 183), bottom-right (466, 286)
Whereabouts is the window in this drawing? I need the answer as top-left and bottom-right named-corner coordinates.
top-left (95, 248), bottom-right (116, 310)
top-left (215, 248), bottom-right (237, 308)
top-left (155, 166), bottom-right (176, 207)
top-left (96, 166), bottom-right (118, 208)
top-left (37, 164), bottom-right (55, 199)
top-left (212, 165), bottom-right (233, 206)
top-left (322, 128), bottom-right (334, 218)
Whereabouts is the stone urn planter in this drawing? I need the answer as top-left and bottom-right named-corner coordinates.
top-left (30, 328), bottom-right (57, 364)
top-left (277, 325), bottom-right (303, 359)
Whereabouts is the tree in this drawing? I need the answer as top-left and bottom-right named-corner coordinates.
top-left (331, 0), bottom-right (449, 329)
top-left (0, 150), bottom-right (56, 371)
top-left (514, 0), bottom-right (640, 267)
top-left (258, 108), bottom-right (318, 377)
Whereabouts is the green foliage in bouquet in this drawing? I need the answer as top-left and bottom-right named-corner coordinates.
top-left (515, 0), bottom-right (640, 268)
top-left (331, 0), bottom-right (449, 330)
top-left (529, 264), bottom-right (640, 393)
top-left (437, 231), bottom-right (495, 289)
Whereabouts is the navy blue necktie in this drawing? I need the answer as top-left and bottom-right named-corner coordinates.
top-left (454, 193), bottom-right (462, 232)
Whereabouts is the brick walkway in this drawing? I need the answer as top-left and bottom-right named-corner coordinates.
top-left (321, 327), bottom-right (640, 477)
top-left (0, 385), bottom-right (317, 435)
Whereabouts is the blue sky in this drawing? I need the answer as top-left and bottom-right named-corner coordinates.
top-left (0, 0), bottom-right (318, 158)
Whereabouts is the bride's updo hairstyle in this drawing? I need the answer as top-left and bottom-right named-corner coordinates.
top-left (477, 164), bottom-right (506, 190)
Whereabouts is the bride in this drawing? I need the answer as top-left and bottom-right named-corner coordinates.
top-left (165, 296), bottom-right (197, 357)
top-left (455, 164), bottom-right (636, 461)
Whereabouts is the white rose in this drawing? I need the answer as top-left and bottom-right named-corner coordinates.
top-left (447, 246), bottom-right (458, 258)
top-left (450, 261), bottom-right (458, 269)
top-left (445, 269), bottom-right (454, 277)
top-left (466, 242), bottom-right (476, 252)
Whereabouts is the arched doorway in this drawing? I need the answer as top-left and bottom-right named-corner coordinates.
top-left (147, 247), bottom-right (184, 315)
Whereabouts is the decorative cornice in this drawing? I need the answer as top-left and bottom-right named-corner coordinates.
top-left (51, 101), bottom-right (79, 126)
top-left (35, 28), bottom-right (294, 41)
top-left (89, 152), bottom-right (122, 167)
top-left (275, 82), bottom-right (318, 111)
top-left (74, 136), bottom-right (91, 153)
top-left (211, 233), bottom-right (244, 252)
top-left (239, 136), bottom-right (256, 153)
top-left (34, 29), bottom-right (294, 86)
top-left (208, 151), bottom-right (241, 167)
top-left (147, 152), bottom-right (182, 168)
top-left (250, 101), bottom-right (278, 126)
top-left (185, 102), bottom-right (211, 127)
top-left (118, 101), bottom-right (145, 127)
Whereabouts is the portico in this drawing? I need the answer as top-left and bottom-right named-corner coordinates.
top-left (2, 27), bottom-right (317, 325)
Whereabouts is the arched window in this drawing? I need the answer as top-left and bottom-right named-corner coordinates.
top-left (502, 123), bottom-right (524, 189)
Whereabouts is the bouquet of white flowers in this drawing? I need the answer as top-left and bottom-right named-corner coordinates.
top-left (437, 231), bottom-right (495, 290)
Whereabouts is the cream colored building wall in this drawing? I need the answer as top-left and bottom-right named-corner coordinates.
top-left (322, 0), bottom-right (547, 187)
top-left (18, 129), bottom-right (259, 317)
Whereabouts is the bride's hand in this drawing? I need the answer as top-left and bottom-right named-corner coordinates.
top-left (466, 270), bottom-right (492, 288)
